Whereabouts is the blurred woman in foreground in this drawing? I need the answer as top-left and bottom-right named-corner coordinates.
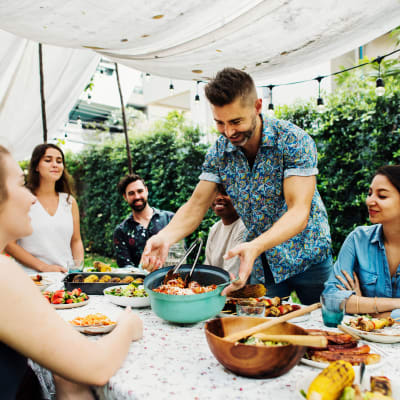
top-left (6, 143), bottom-right (83, 273)
top-left (323, 165), bottom-right (400, 318)
top-left (0, 145), bottom-right (143, 399)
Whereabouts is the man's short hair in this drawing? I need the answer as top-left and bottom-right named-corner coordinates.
top-left (205, 68), bottom-right (257, 107)
top-left (117, 174), bottom-right (146, 196)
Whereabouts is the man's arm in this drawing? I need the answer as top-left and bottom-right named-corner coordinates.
top-left (223, 175), bottom-right (315, 294)
top-left (141, 180), bottom-right (217, 270)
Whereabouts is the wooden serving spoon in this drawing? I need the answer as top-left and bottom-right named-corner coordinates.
top-left (223, 302), bottom-right (322, 342)
top-left (252, 333), bottom-right (327, 347)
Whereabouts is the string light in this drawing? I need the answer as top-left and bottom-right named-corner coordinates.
top-left (145, 73), bottom-right (151, 81)
top-left (258, 48), bottom-right (400, 108)
top-left (375, 56), bottom-right (385, 96)
top-left (169, 80), bottom-right (174, 95)
top-left (195, 81), bottom-right (200, 103)
top-left (77, 116), bottom-right (82, 129)
top-left (87, 93), bottom-right (92, 104)
top-left (316, 76), bottom-right (325, 113)
top-left (267, 85), bottom-right (274, 117)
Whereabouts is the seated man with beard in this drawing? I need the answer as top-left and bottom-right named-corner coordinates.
top-left (114, 174), bottom-right (175, 268)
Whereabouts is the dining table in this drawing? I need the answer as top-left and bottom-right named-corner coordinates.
top-left (36, 273), bottom-right (400, 400)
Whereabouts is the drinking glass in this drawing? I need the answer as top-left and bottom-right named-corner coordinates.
top-left (66, 258), bottom-right (84, 273)
top-left (236, 300), bottom-right (265, 318)
top-left (320, 293), bottom-right (346, 327)
top-left (164, 241), bottom-right (186, 267)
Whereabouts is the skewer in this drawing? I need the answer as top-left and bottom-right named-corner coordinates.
top-left (223, 302), bottom-right (321, 342)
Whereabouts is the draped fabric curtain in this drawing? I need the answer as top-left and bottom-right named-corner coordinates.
top-left (0, 0), bottom-right (399, 159)
top-left (0, 30), bottom-right (98, 160)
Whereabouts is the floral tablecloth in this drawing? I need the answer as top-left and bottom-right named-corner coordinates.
top-left (43, 274), bottom-right (400, 400)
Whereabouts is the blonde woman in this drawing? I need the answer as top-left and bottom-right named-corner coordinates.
top-left (0, 145), bottom-right (142, 399)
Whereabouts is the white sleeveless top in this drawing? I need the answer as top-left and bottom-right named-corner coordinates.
top-left (17, 192), bottom-right (74, 273)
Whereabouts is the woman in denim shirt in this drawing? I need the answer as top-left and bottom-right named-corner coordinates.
top-left (323, 165), bottom-right (400, 318)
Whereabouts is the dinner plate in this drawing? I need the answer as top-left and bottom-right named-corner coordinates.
top-left (340, 316), bottom-right (400, 344)
top-left (52, 298), bottom-right (90, 309)
top-left (103, 286), bottom-right (150, 308)
top-left (72, 323), bottom-right (117, 334)
top-left (295, 371), bottom-right (400, 400)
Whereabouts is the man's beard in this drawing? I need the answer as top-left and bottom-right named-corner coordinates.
top-left (129, 199), bottom-right (147, 212)
top-left (227, 114), bottom-right (257, 147)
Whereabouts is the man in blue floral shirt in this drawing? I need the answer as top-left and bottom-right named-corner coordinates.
top-left (141, 68), bottom-right (332, 304)
top-left (113, 174), bottom-right (174, 268)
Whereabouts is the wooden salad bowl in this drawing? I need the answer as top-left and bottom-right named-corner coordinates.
top-left (205, 317), bottom-right (307, 378)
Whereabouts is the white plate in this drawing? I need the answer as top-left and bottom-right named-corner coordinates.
top-left (340, 316), bottom-right (400, 344)
top-left (52, 298), bottom-right (90, 309)
top-left (30, 274), bottom-right (53, 291)
top-left (295, 371), bottom-right (400, 400)
top-left (103, 286), bottom-right (150, 308)
top-left (72, 323), bottom-right (117, 334)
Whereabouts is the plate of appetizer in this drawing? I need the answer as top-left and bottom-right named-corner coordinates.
top-left (296, 363), bottom-right (398, 400)
top-left (42, 289), bottom-right (90, 309)
top-left (301, 328), bottom-right (384, 369)
top-left (104, 283), bottom-right (150, 307)
top-left (30, 273), bottom-right (53, 291)
top-left (69, 313), bottom-right (117, 334)
top-left (222, 296), bottom-right (309, 321)
top-left (340, 315), bottom-right (400, 344)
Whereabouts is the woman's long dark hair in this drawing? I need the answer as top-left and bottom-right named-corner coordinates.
top-left (375, 165), bottom-right (400, 194)
top-left (27, 144), bottom-right (73, 197)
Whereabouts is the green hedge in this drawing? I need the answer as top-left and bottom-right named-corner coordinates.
top-left (66, 112), bottom-right (217, 259)
top-left (66, 72), bottom-right (400, 261)
top-left (275, 73), bottom-right (400, 255)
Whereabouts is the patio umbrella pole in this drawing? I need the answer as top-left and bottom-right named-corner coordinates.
top-left (38, 43), bottom-right (48, 143)
top-left (114, 62), bottom-right (133, 174)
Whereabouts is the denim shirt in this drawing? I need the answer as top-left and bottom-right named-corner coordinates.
top-left (323, 224), bottom-right (400, 305)
top-left (199, 115), bottom-right (332, 284)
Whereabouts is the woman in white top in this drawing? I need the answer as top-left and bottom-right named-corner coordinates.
top-left (6, 143), bottom-right (83, 272)
top-left (0, 145), bottom-right (143, 399)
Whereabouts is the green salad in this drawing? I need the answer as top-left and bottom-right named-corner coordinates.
top-left (240, 336), bottom-right (289, 347)
top-left (105, 283), bottom-right (148, 298)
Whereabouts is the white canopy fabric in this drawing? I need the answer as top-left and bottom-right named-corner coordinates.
top-left (0, 30), bottom-right (98, 160)
top-left (0, 1), bottom-right (399, 160)
top-left (0, 0), bottom-right (399, 83)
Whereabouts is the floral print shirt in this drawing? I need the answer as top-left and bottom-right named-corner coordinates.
top-left (113, 208), bottom-right (174, 268)
top-left (199, 115), bottom-right (332, 284)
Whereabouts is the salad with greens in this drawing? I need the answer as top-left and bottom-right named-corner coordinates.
top-left (239, 336), bottom-right (289, 347)
top-left (104, 283), bottom-right (148, 298)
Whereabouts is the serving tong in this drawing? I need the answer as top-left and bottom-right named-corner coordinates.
top-left (162, 238), bottom-right (203, 287)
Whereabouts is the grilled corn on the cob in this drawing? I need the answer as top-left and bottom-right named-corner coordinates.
top-left (307, 360), bottom-right (355, 400)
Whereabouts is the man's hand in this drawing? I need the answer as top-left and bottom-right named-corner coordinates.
top-left (221, 242), bottom-right (259, 296)
top-left (140, 234), bottom-right (170, 272)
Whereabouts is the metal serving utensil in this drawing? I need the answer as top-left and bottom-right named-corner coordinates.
top-left (162, 238), bottom-right (203, 285)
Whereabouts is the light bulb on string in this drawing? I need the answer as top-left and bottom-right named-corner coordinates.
top-left (77, 116), bottom-right (82, 129)
top-left (169, 81), bottom-right (174, 95)
top-left (267, 85), bottom-right (275, 117)
top-left (375, 57), bottom-right (385, 96)
top-left (145, 73), bottom-right (151, 82)
top-left (194, 81), bottom-right (200, 104)
top-left (87, 93), bottom-right (92, 104)
top-left (316, 76), bottom-right (325, 113)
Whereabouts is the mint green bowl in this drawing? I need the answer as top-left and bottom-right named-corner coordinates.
top-left (144, 265), bottom-right (230, 324)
